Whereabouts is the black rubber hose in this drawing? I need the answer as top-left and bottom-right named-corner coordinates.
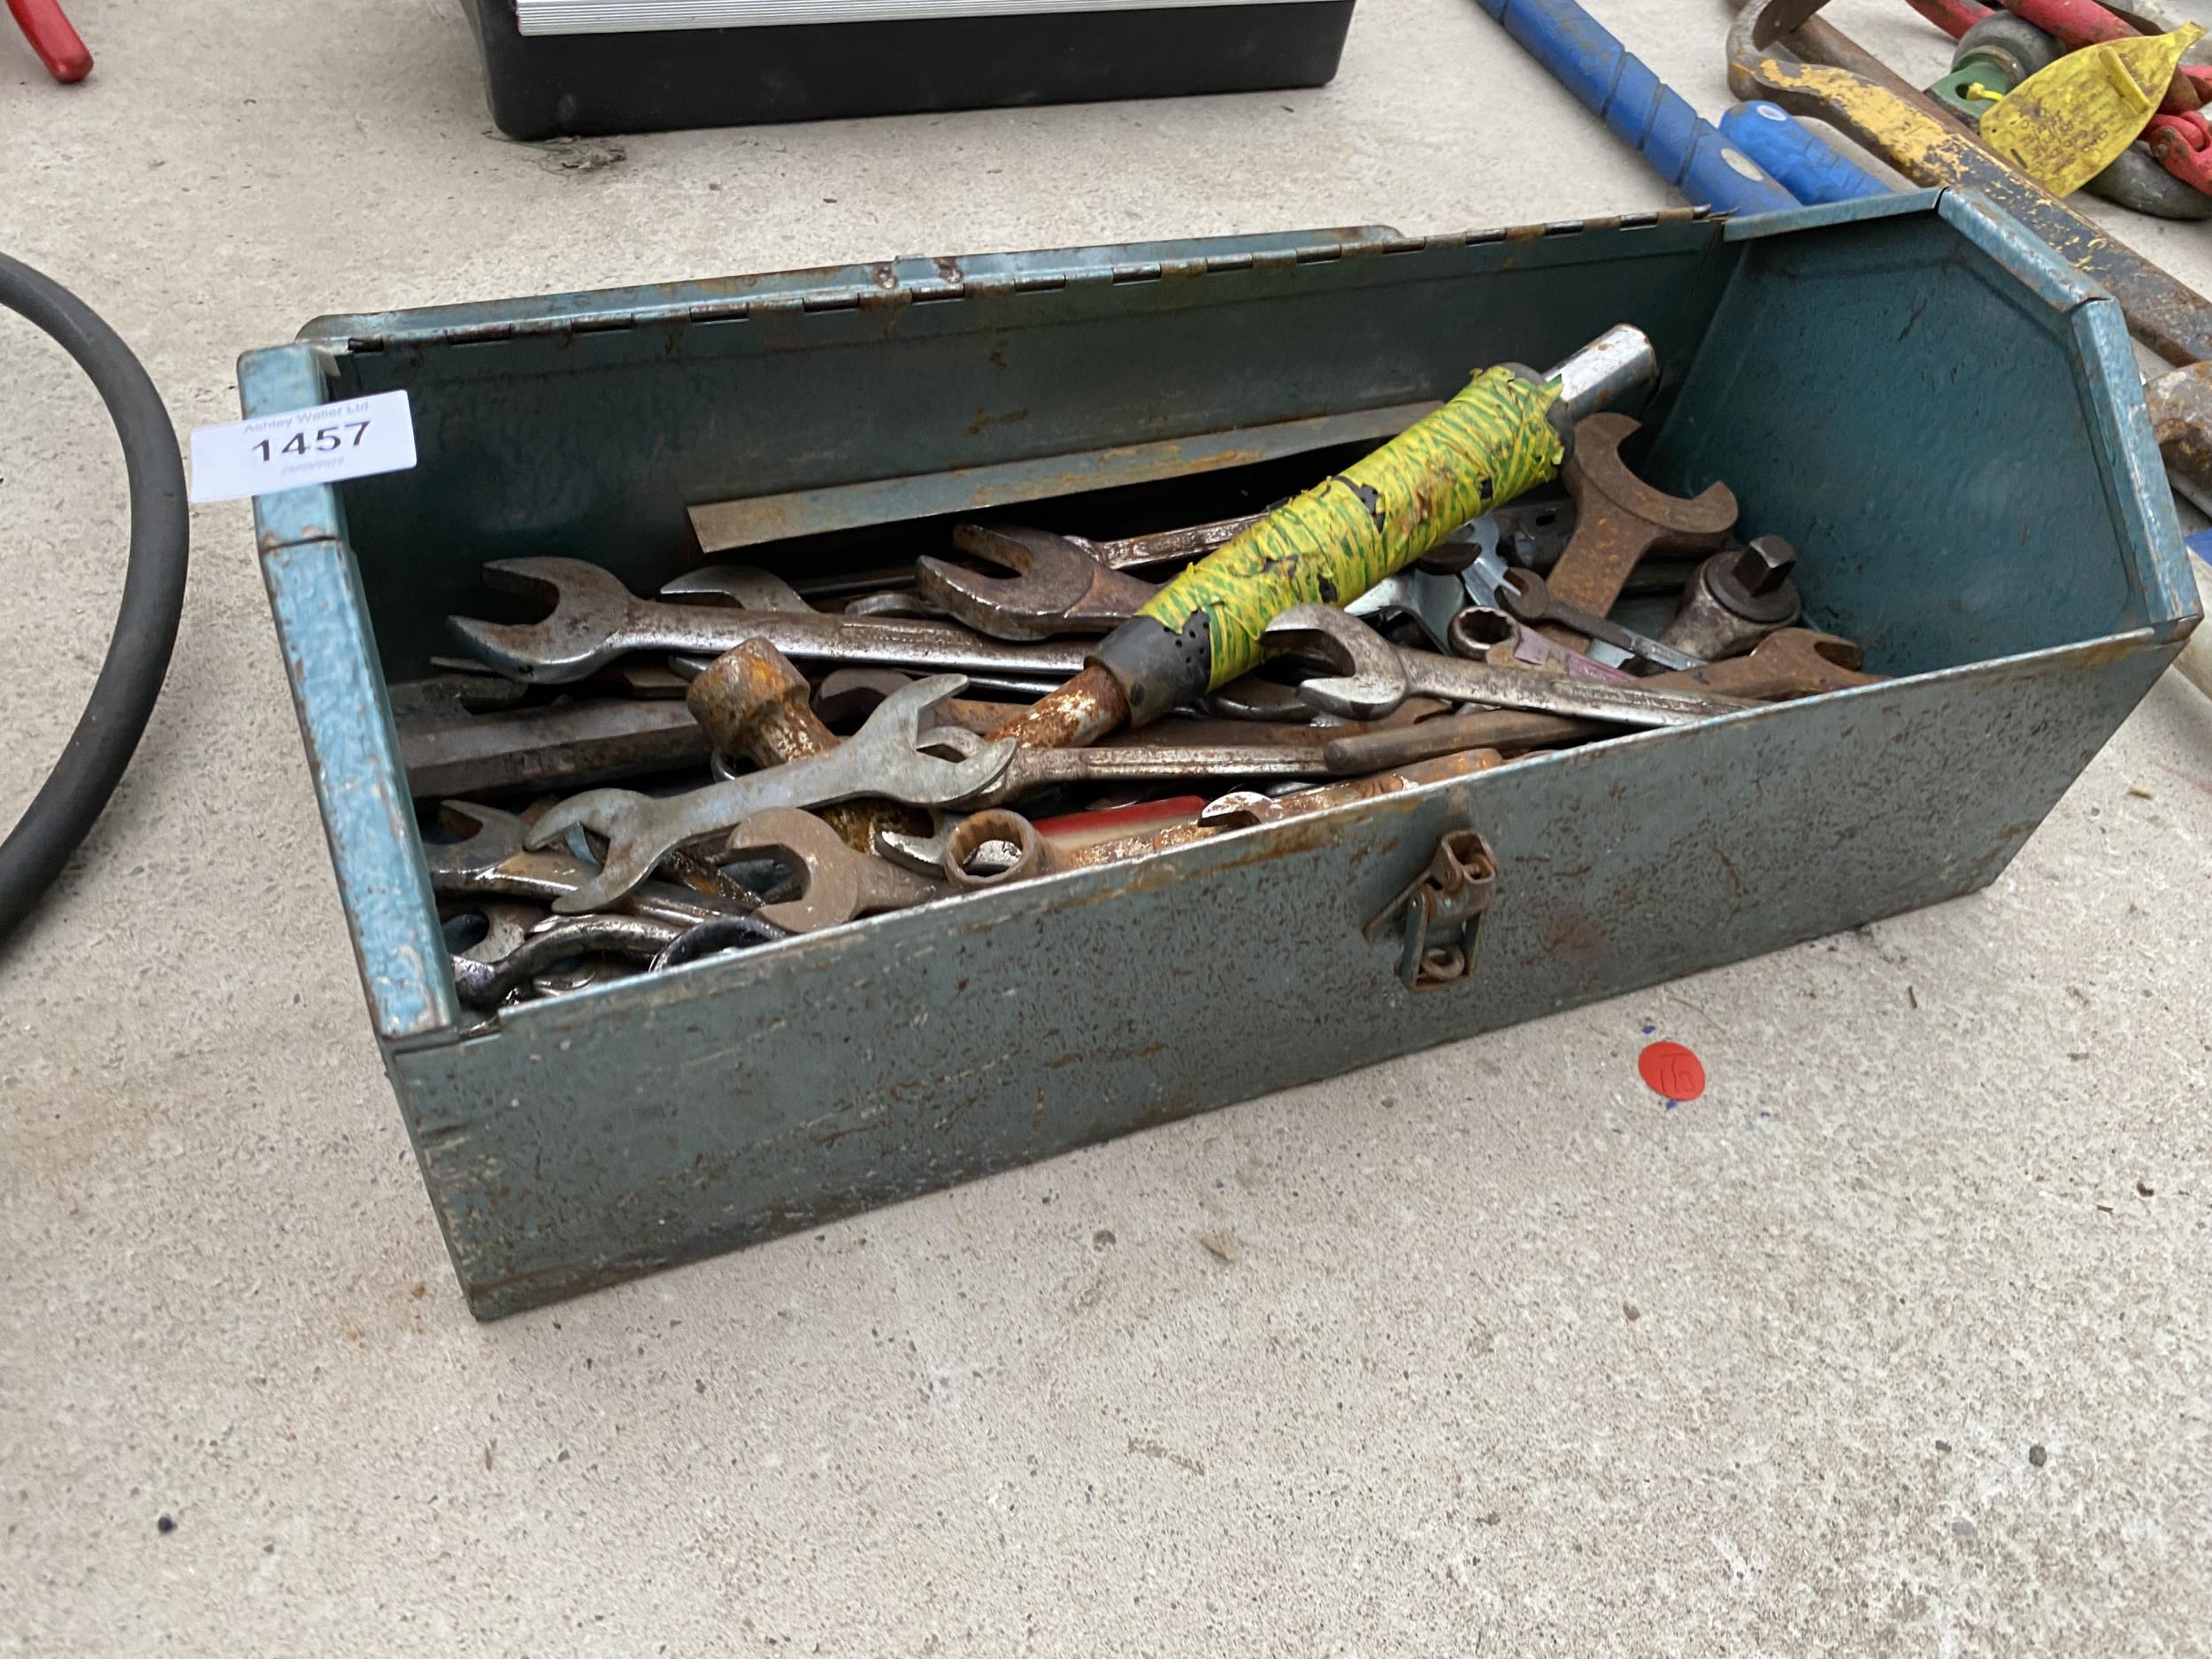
top-left (0, 253), bottom-right (188, 948)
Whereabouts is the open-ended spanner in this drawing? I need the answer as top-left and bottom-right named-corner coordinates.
top-left (448, 557), bottom-right (1088, 685)
top-left (445, 899), bottom-right (541, 964)
top-left (812, 667), bottom-right (1031, 734)
top-left (527, 675), bottom-right (1016, 913)
top-left (926, 518), bottom-right (1496, 648)
top-left (1196, 745), bottom-right (1502, 830)
top-left (912, 512), bottom-right (1271, 638)
top-left (1493, 567), bottom-right (1705, 672)
top-left (724, 807), bottom-right (941, 933)
top-left (686, 641), bottom-right (931, 856)
top-left (1263, 605), bottom-right (1758, 726)
top-left (1316, 626), bottom-right (1881, 772)
top-left (424, 801), bottom-right (749, 927)
top-left (449, 913), bottom-right (690, 1009)
top-left (917, 525), bottom-right (1164, 640)
top-left (1538, 412), bottom-right (1737, 652)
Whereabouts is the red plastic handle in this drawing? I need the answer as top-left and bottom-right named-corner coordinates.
top-left (7, 0), bottom-right (92, 83)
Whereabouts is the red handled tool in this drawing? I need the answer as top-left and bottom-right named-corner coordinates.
top-left (8, 0), bottom-right (92, 82)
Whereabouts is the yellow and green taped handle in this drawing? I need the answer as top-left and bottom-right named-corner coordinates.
top-left (1092, 365), bottom-right (1564, 722)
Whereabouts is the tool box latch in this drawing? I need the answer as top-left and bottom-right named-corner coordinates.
top-left (1365, 828), bottom-right (1498, 992)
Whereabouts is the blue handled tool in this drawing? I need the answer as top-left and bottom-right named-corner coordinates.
top-left (1476, 0), bottom-right (1799, 216)
top-left (1717, 101), bottom-right (1893, 204)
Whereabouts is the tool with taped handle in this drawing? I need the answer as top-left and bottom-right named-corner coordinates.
top-left (993, 325), bottom-right (1660, 750)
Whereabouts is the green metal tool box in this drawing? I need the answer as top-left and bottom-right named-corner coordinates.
top-left (243, 193), bottom-right (2197, 1319)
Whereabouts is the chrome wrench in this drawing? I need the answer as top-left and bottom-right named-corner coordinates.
top-left (424, 802), bottom-right (749, 928)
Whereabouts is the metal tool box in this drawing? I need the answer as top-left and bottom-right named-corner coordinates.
top-left (460, 0), bottom-right (1357, 140)
top-left (244, 193), bottom-right (2196, 1319)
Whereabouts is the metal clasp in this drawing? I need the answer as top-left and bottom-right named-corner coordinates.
top-left (1365, 828), bottom-right (1498, 991)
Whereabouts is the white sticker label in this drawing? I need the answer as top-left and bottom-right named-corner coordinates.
top-left (188, 389), bottom-right (416, 504)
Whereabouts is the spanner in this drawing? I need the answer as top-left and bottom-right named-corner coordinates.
top-left (809, 664), bottom-right (1442, 751)
top-left (1539, 412), bottom-right (1737, 651)
top-left (528, 675), bottom-right (1016, 913)
top-left (445, 899), bottom-right (541, 964)
top-left (660, 565), bottom-right (814, 613)
top-left (937, 808), bottom-right (1225, 889)
top-left (1447, 606), bottom-right (1639, 683)
top-left (812, 667), bottom-right (1035, 735)
top-left (1316, 627), bottom-right (1881, 772)
top-left (911, 511), bottom-right (1271, 636)
top-left (448, 557), bottom-right (1088, 685)
top-left (932, 741), bottom-right (1506, 888)
top-left (449, 913), bottom-right (689, 1009)
top-left (1493, 567), bottom-right (1705, 672)
top-left (662, 568), bottom-right (1065, 701)
top-left (423, 801), bottom-right (749, 927)
top-left (686, 641), bottom-right (929, 856)
top-left (1345, 565), bottom-right (1473, 652)
top-left (918, 724), bottom-right (1342, 809)
top-left (926, 518), bottom-right (1489, 648)
top-left (1197, 745), bottom-right (1502, 829)
top-left (1263, 605), bottom-right (1758, 726)
top-left (725, 807), bottom-right (941, 932)
top-left (917, 524), bottom-right (1163, 640)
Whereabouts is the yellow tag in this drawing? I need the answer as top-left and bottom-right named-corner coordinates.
top-left (1980, 23), bottom-right (2204, 196)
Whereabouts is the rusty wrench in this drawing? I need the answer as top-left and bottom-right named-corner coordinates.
top-left (1493, 568), bottom-right (1705, 672)
top-left (1540, 413), bottom-right (1738, 652)
top-left (932, 742), bottom-right (1505, 889)
top-left (723, 808), bottom-right (941, 932)
top-left (911, 512), bottom-right (1268, 639)
top-left (925, 518), bottom-right (1495, 649)
top-left (917, 525), bottom-right (1165, 639)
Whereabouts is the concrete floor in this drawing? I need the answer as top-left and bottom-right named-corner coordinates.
top-left (4, 0), bottom-right (2211, 1651)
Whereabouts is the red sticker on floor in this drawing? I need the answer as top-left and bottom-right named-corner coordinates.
top-left (1638, 1041), bottom-right (1707, 1102)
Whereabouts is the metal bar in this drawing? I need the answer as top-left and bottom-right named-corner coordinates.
top-left (687, 401), bottom-right (1439, 553)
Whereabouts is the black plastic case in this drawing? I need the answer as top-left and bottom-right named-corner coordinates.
top-left (462, 0), bottom-right (1356, 139)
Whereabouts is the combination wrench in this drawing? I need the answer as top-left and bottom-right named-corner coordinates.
top-left (1317, 627), bottom-right (1882, 772)
top-left (1262, 605), bottom-right (1758, 726)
